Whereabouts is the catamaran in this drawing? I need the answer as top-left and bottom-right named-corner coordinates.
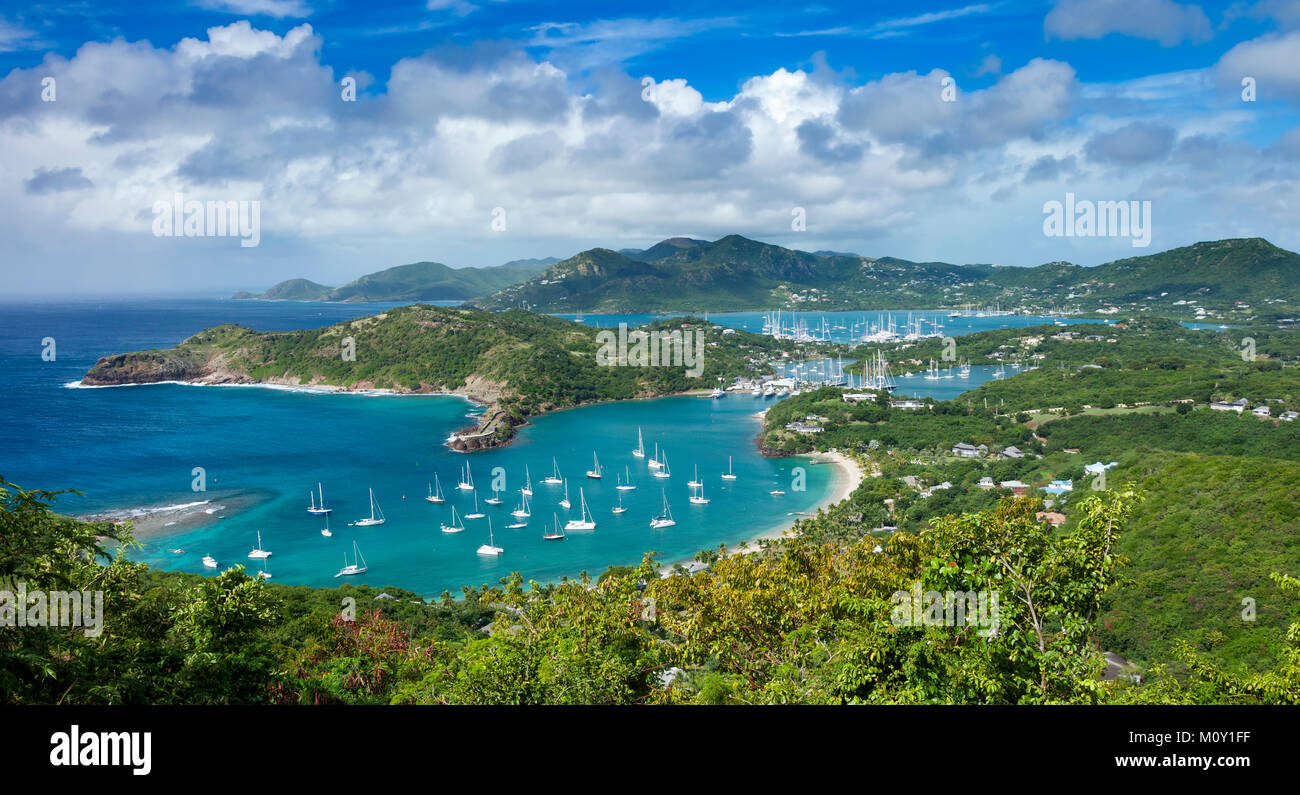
top-left (687, 464), bottom-right (702, 488)
top-left (564, 488), bottom-right (596, 530)
top-left (457, 463), bottom-right (475, 491)
top-left (521, 465), bottom-right (533, 496)
top-left (464, 491), bottom-right (485, 520)
top-left (248, 531), bottom-right (271, 559)
top-left (653, 452), bottom-right (671, 479)
top-left (335, 541), bottom-right (368, 577)
top-left (542, 457), bottom-right (563, 485)
top-left (511, 490), bottom-right (532, 518)
top-left (632, 427), bottom-right (646, 458)
top-left (307, 482), bottom-right (332, 515)
top-left (650, 491), bottom-right (676, 528)
top-left (586, 451), bottom-right (602, 479)
top-left (542, 513), bottom-right (565, 540)
top-left (354, 488), bottom-right (386, 526)
top-left (612, 490), bottom-right (627, 514)
top-left (689, 482), bottom-right (710, 504)
top-left (202, 555), bottom-right (218, 569)
top-left (476, 518), bottom-right (504, 556)
top-left (441, 506), bottom-right (465, 534)
top-left (722, 456), bottom-right (737, 480)
top-left (321, 514), bottom-right (333, 537)
top-left (484, 487), bottom-right (503, 506)
top-left (616, 466), bottom-right (635, 491)
top-left (425, 474), bottom-right (445, 504)
top-left (559, 479), bottom-right (571, 509)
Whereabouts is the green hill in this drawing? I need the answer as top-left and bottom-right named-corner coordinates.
top-left (235, 259), bottom-right (550, 303)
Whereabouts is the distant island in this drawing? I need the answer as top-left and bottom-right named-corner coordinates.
top-left (234, 258), bottom-right (557, 303)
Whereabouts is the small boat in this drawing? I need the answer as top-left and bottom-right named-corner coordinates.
top-left (542, 513), bottom-right (565, 540)
top-left (586, 451), bottom-right (603, 479)
top-left (354, 488), bottom-right (386, 526)
top-left (652, 452), bottom-right (671, 479)
top-left (650, 491), bottom-right (676, 529)
top-left (321, 515), bottom-right (333, 537)
top-left (632, 427), bottom-right (646, 458)
top-left (168, 548), bottom-right (185, 555)
top-left (559, 479), bottom-right (571, 510)
top-left (484, 487), bottom-right (504, 506)
top-left (476, 518), bottom-right (504, 556)
top-left (505, 520), bottom-right (527, 529)
top-left (616, 466), bottom-right (636, 491)
top-left (464, 491), bottom-right (485, 520)
top-left (425, 474), bottom-right (445, 504)
top-left (542, 457), bottom-right (563, 485)
top-left (257, 559), bottom-right (272, 580)
top-left (201, 555), bottom-right (218, 569)
top-left (710, 387), bottom-right (725, 399)
top-left (521, 465), bottom-right (533, 496)
top-left (721, 456), bottom-right (737, 480)
top-left (335, 541), bottom-right (368, 577)
top-left (612, 490), bottom-right (627, 514)
top-left (512, 490), bottom-right (532, 518)
top-left (770, 489), bottom-right (786, 496)
top-left (689, 482), bottom-right (710, 505)
top-left (751, 385), bottom-right (762, 396)
top-left (457, 463), bottom-right (475, 491)
top-left (440, 506), bottom-right (465, 534)
top-left (564, 488), bottom-right (596, 530)
top-left (306, 482), bottom-right (332, 515)
top-left (248, 530), bottom-right (272, 559)
top-left (687, 464), bottom-right (702, 488)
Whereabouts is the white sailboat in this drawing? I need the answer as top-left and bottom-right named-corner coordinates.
top-left (257, 559), bottom-right (272, 580)
top-left (565, 488), bottom-right (596, 530)
top-left (653, 451), bottom-right (671, 479)
top-left (521, 465), bottom-right (533, 496)
top-left (354, 488), bottom-right (386, 526)
top-left (689, 482), bottom-right (710, 504)
top-left (307, 482), bottom-right (332, 515)
top-left (464, 491), bottom-right (485, 520)
top-left (440, 506), bottom-right (465, 534)
top-left (511, 490), bottom-right (532, 518)
top-left (484, 487), bottom-right (503, 506)
top-left (321, 514), bottom-right (332, 537)
top-left (650, 490), bottom-right (676, 528)
top-left (559, 479), bottom-right (571, 509)
top-left (648, 442), bottom-right (663, 469)
top-left (248, 530), bottom-right (272, 559)
top-left (616, 466), bottom-right (635, 491)
top-left (543, 513), bottom-right (565, 540)
top-left (202, 554), bottom-right (218, 569)
top-left (687, 464), bottom-right (702, 488)
top-left (476, 518), bottom-right (504, 556)
top-left (335, 540), bottom-right (368, 577)
top-left (632, 427), bottom-right (646, 458)
top-left (425, 474), bottom-right (446, 504)
top-left (457, 463), bottom-right (475, 491)
top-left (542, 457), bottom-right (563, 485)
top-left (586, 451), bottom-right (602, 479)
top-left (612, 490), bottom-right (628, 514)
top-left (721, 456), bottom-right (737, 480)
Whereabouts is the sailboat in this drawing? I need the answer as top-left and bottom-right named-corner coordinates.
top-left (521, 466), bottom-right (533, 496)
top-left (653, 451), bottom-right (671, 479)
top-left (543, 513), bottom-right (565, 540)
top-left (632, 427), bottom-right (645, 458)
top-left (559, 479), bottom-right (571, 509)
top-left (484, 487), bottom-right (504, 506)
top-left (476, 518), bottom-right (504, 556)
top-left (542, 457), bottom-right (563, 485)
top-left (202, 555), bottom-right (218, 569)
top-left (248, 530), bottom-right (271, 559)
top-left (440, 506), bottom-right (465, 534)
top-left (721, 456), bottom-right (737, 480)
top-left (612, 490), bottom-right (627, 514)
top-left (687, 464), bottom-right (702, 488)
top-left (335, 540), bottom-right (368, 577)
top-left (648, 442), bottom-right (663, 469)
top-left (586, 451), bottom-right (602, 479)
top-left (689, 482), bottom-right (710, 504)
top-left (321, 514), bottom-right (333, 537)
top-left (307, 482), bottom-right (331, 515)
top-left (457, 463), bottom-right (475, 491)
top-left (425, 474), bottom-right (446, 504)
top-left (564, 487), bottom-right (596, 530)
top-left (257, 559), bottom-right (272, 580)
top-left (354, 488), bottom-right (386, 526)
top-left (511, 490), bottom-right (532, 518)
top-left (616, 466), bottom-right (635, 491)
top-left (464, 491), bottom-right (485, 520)
top-left (650, 490), bottom-right (676, 528)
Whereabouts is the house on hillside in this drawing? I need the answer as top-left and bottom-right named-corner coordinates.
top-left (952, 442), bottom-right (981, 458)
top-left (977, 476), bottom-right (995, 489)
top-left (1210, 398), bottom-right (1249, 412)
top-left (891, 399), bottom-right (925, 409)
top-left (1036, 511), bottom-right (1067, 527)
top-left (1000, 445), bottom-right (1025, 459)
top-left (999, 480), bottom-right (1030, 495)
top-left (1253, 405), bottom-right (1272, 417)
top-left (785, 421), bottom-right (823, 434)
top-left (1281, 411), bottom-right (1299, 422)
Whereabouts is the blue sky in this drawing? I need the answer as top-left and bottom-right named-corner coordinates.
top-left (3, 0), bottom-right (1300, 293)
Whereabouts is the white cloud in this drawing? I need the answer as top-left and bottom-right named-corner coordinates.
top-left (1044, 0), bottom-right (1212, 46)
top-left (194, 0), bottom-right (314, 19)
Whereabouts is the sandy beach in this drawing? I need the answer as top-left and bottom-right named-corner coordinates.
top-left (730, 449), bottom-right (866, 550)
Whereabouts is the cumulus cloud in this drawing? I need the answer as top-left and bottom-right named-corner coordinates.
top-left (1085, 121), bottom-right (1177, 164)
top-left (24, 167), bottom-right (93, 194)
top-left (1044, 0), bottom-right (1212, 46)
top-left (1215, 30), bottom-right (1300, 100)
